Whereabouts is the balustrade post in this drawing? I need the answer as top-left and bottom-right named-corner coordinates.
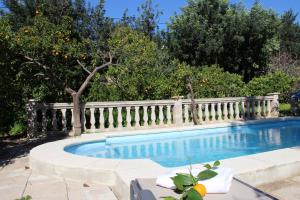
top-left (241, 101), bottom-right (245, 119)
top-left (166, 105), bottom-right (172, 125)
top-left (158, 106), bottom-right (164, 126)
top-left (151, 106), bottom-right (156, 126)
top-left (198, 104), bottom-right (203, 123)
top-left (257, 100), bottom-right (261, 118)
top-left (126, 107), bottom-right (132, 128)
top-left (268, 93), bottom-right (280, 117)
top-left (217, 103), bottom-right (222, 121)
top-left (61, 108), bottom-right (67, 132)
top-left (135, 106), bottom-right (140, 127)
top-left (143, 106), bottom-right (149, 127)
top-left (42, 109), bottom-right (47, 133)
top-left (52, 109), bottom-right (57, 131)
top-left (211, 103), bottom-right (216, 121)
top-left (184, 104), bottom-right (189, 124)
top-left (229, 102), bottom-right (234, 120)
top-left (108, 107), bottom-right (114, 129)
top-left (90, 107), bottom-right (96, 130)
top-left (267, 100), bottom-right (271, 117)
top-left (235, 101), bottom-right (240, 120)
top-left (246, 100), bottom-right (250, 119)
top-left (99, 107), bottom-right (105, 129)
top-left (262, 100), bottom-right (266, 117)
top-left (204, 103), bottom-right (209, 122)
top-left (172, 97), bottom-right (183, 126)
top-left (223, 102), bottom-right (228, 121)
top-left (251, 98), bottom-right (255, 118)
top-left (27, 99), bottom-right (37, 138)
top-left (117, 107), bottom-right (123, 129)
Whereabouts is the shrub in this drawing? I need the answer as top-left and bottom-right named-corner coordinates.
top-left (9, 121), bottom-right (26, 136)
top-left (247, 71), bottom-right (298, 102)
top-left (193, 66), bottom-right (248, 98)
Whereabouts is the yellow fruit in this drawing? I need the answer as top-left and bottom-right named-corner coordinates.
top-left (193, 184), bottom-right (206, 197)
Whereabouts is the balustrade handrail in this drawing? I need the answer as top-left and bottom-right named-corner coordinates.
top-left (26, 93), bottom-right (280, 137)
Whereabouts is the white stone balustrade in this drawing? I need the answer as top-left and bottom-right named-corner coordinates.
top-left (26, 94), bottom-right (280, 137)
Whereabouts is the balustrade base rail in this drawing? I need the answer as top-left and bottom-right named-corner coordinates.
top-left (26, 93), bottom-right (280, 137)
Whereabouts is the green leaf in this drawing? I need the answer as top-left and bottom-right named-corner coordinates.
top-left (163, 196), bottom-right (178, 200)
top-left (171, 173), bottom-right (194, 191)
top-left (213, 160), bottom-right (220, 167)
top-left (203, 164), bottom-right (212, 169)
top-left (197, 169), bottom-right (218, 181)
top-left (186, 188), bottom-right (203, 200)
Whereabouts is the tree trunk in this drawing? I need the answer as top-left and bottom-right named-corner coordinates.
top-left (71, 93), bottom-right (82, 136)
top-left (186, 78), bottom-right (200, 125)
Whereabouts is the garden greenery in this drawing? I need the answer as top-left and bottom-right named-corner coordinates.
top-left (0, 0), bottom-right (299, 135)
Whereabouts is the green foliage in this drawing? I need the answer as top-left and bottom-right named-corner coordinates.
top-left (166, 161), bottom-right (220, 200)
top-left (167, 0), bottom-right (279, 81)
top-left (279, 103), bottom-right (292, 116)
top-left (247, 71), bottom-right (298, 101)
top-left (9, 122), bottom-right (26, 136)
top-left (87, 27), bottom-right (171, 101)
top-left (15, 195), bottom-right (32, 200)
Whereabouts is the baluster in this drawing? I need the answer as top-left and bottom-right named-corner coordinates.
top-left (151, 106), bottom-right (156, 126)
top-left (108, 107), bottom-right (114, 129)
top-left (241, 101), bottom-right (245, 119)
top-left (251, 99), bottom-right (255, 118)
top-left (184, 104), bottom-right (189, 124)
top-left (229, 102), bottom-right (234, 120)
top-left (81, 107), bottom-right (86, 131)
top-left (99, 107), bottom-right (105, 129)
top-left (143, 106), bottom-right (149, 127)
top-left (52, 109), bottom-right (57, 131)
top-left (198, 104), bottom-right (203, 122)
top-left (267, 100), bottom-right (271, 117)
top-left (257, 100), bottom-right (261, 117)
top-left (262, 100), bottom-right (266, 117)
top-left (223, 102), bottom-right (228, 121)
top-left (135, 106), bottom-right (140, 127)
top-left (211, 103), bottom-right (216, 121)
top-left (246, 100), bottom-right (250, 119)
top-left (126, 107), bottom-right (132, 128)
top-left (62, 108), bottom-right (67, 132)
top-left (166, 105), bottom-right (172, 125)
top-left (159, 105), bottom-right (164, 125)
top-left (235, 101), bottom-right (240, 120)
top-left (90, 107), bottom-right (96, 130)
top-left (217, 103), bottom-right (222, 121)
top-left (116, 107), bottom-right (122, 129)
top-left (204, 103), bottom-right (209, 122)
top-left (42, 109), bottom-right (47, 133)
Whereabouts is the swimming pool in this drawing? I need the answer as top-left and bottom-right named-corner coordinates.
top-left (65, 120), bottom-right (300, 167)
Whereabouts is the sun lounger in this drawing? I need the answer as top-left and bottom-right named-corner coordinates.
top-left (130, 178), bottom-right (278, 200)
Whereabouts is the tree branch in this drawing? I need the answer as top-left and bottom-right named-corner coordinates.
top-left (77, 53), bottom-right (113, 96)
top-left (77, 60), bottom-right (91, 74)
top-left (24, 56), bottom-right (49, 70)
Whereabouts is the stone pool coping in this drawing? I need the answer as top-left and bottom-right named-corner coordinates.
top-left (29, 117), bottom-right (300, 200)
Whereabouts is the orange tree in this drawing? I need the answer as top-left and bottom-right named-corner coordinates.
top-left (14, 15), bottom-right (113, 136)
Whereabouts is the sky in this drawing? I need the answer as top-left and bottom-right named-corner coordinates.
top-left (100, 0), bottom-right (300, 29)
top-left (1, 0), bottom-right (300, 29)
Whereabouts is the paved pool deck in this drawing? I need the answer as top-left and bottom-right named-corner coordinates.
top-left (28, 117), bottom-right (300, 200)
top-left (0, 156), bottom-right (117, 200)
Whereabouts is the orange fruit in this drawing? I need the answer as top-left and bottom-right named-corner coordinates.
top-left (193, 184), bottom-right (206, 197)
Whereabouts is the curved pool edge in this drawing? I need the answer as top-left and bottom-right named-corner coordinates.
top-left (29, 117), bottom-right (300, 200)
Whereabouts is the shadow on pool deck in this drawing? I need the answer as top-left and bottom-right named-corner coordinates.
top-left (0, 132), bottom-right (67, 168)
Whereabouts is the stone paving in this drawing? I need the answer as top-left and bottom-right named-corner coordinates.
top-left (0, 156), bottom-right (118, 200)
top-left (258, 175), bottom-right (300, 200)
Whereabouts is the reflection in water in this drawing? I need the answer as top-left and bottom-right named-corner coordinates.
top-left (68, 121), bottom-right (300, 167)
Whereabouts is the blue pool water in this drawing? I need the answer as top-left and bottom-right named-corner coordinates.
top-left (65, 120), bottom-right (300, 167)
